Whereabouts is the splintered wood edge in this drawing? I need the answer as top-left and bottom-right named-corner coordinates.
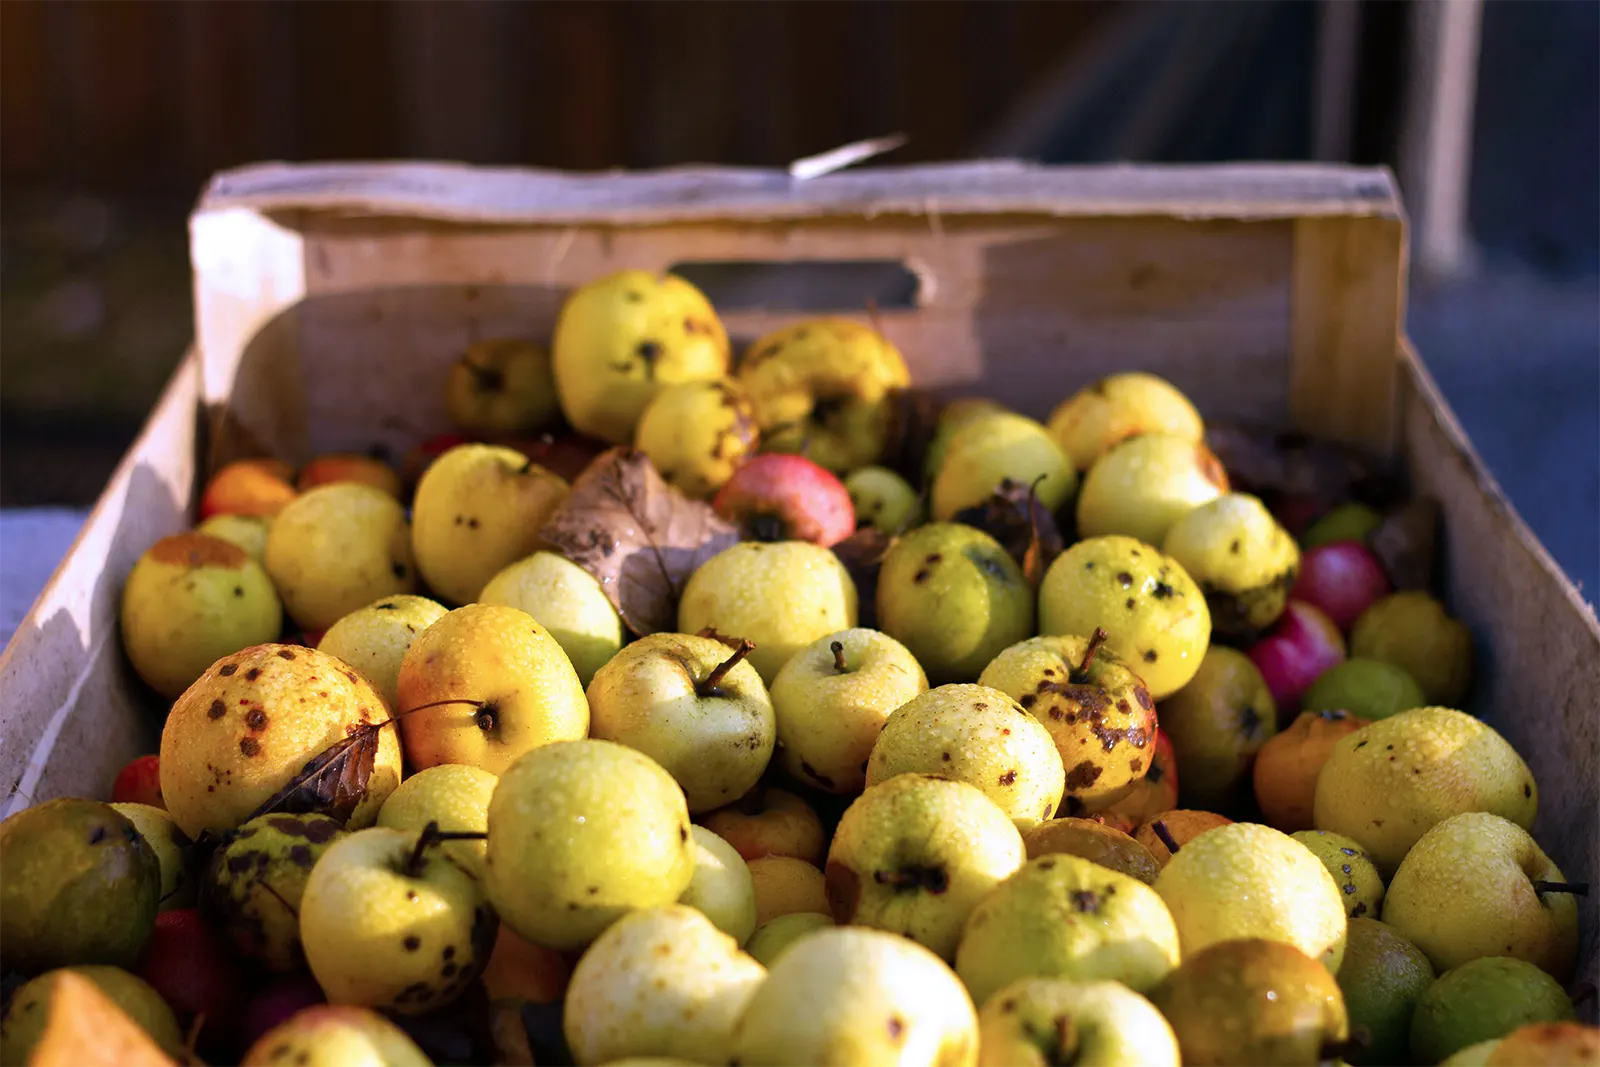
top-left (193, 160), bottom-right (1404, 225)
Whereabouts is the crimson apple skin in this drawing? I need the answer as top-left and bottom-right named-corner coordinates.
top-left (712, 453), bottom-right (856, 547)
top-left (1290, 541), bottom-right (1391, 631)
top-left (1247, 600), bottom-right (1347, 715)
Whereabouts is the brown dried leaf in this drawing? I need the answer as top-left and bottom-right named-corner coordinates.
top-left (878, 388), bottom-right (945, 488)
top-left (540, 448), bottom-right (740, 636)
top-left (28, 971), bottom-right (178, 1067)
top-left (831, 527), bottom-right (895, 630)
top-left (1205, 423), bottom-right (1378, 500)
top-left (953, 477), bottom-right (1064, 586)
top-left (1368, 496), bottom-right (1441, 591)
top-left (243, 721), bottom-right (384, 827)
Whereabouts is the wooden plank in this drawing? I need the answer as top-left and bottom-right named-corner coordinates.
top-left (1289, 214), bottom-right (1408, 458)
top-left (196, 160), bottom-right (1403, 223)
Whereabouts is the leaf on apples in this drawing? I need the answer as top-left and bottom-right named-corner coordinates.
top-left (831, 526), bottom-right (895, 629)
top-left (953, 477), bottom-right (1064, 587)
top-left (879, 387), bottom-right (945, 488)
top-left (27, 971), bottom-right (178, 1067)
top-left (539, 447), bottom-right (740, 636)
top-left (1368, 496), bottom-right (1441, 591)
top-left (240, 721), bottom-right (386, 828)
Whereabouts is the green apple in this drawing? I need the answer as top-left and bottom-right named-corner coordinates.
top-left (744, 912), bottom-right (833, 968)
top-left (1337, 917), bottom-right (1436, 1066)
top-left (932, 412), bottom-right (1076, 521)
top-left (563, 905), bottom-right (765, 1067)
top-left (769, 627), bottom-right (928, 795)
top-left (1291, 830), bottom-right (1385, 919)
top-left (479, 551), bottom-right (625, 688)
top-left (265, 483), bottom-right (418, 631)
top-left (484, 739), bottom-right (695, 951)
top-left (1301, 658), bottom-right (1425, 722)
top-left (844, 466), bottom-right (923, 533)
top-left (197, 512), bottom-right (271, 563)
top-left (634, 378), bottom-right (760, 500)
top-left (1411, 957), bottom-right (1576, 1065)
top-left (1312, 707), bottom-right (1537, 875)
top-left (1076, 434), bottom-right (1228, 547)
top-left (299, 826), bottom-right (497, 1014)
top-left (377, 764), bottom-right (498, 879)
top-left (679, 826), bottom-right (758, 945)
top-left (876, 523), bottom-right (1034, 685)
top-left (0, 965), bottom-right (184, 1064)
top-left (732, 926), bottom-right (979, 1067)
top-left (955, 854), bottom-right (1181, 1006)
top-left (925, 398), bottom-right (1010, 482)
top-left (1037, 536), bottom-right (1211, 700)
top-left (0, 798), bottom-right (160, 973)
top-left (978, 632), bottom-right (1156, 810)
top-left (586, 632), bottom-right (775, 813)
top-left (240, 1005), bottom-right (432, 1066)
top-left (1382, 812), bottom-right (1579, 980)
top-left (317, 594), bottom-right (449, 711)
top-left (108, 802), bottom-right (194, 911)
top-left (976, 977), bottom-right (1179, 1067)
top-left (1155, 645), bottom-right (1277, 810)
top-left (1302, 502), bottom-right (1383, 549)
top-left (445, 336), bottom-right (560, 438)
top-left (395, 603), bottom-right (589, 775)
top-left (1350, 591), bottom-right (1473, 706)
top-left (553, 269), bottom-right (730, 446)
top-left (409, 443), bottom-right (570, 605)
top-left (866, 684), bottom-right (1065, 829)
top-left (207, 812), bottom-right (346, 971)
top-left (1046, 372), bottom-right (1204, 472)
top-left (119, 531), bottom-right (282, 699)
top-left (826, 774), bottom-right (1025, 960)
top-left (677, 541), bottom-right (859, 684)
top-left (1154, 822), bottom-right (1348, 972)
top-left (1161, 493), bottom-right (1299, 639)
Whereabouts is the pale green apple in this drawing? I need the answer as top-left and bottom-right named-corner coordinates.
top-left (866, 684), bottom-right (1065, 829)
top-left (932, 412), bottom-right (1076, 521)
top-left (299, 827), bottom-right (496, 1014)
top-left (265, 483), bottom-right (418, 631)
top-left (563, 905), bottom-right (765, 1067)
top-left (769, 627), bottom-right (928, 795)
top-left (317, 594), bottom-right (449, 711)
top-left (108, 802), bottom-right (195, 910)
top-left (678, 826), bottom-right (758, 945)
top-left (241, 1005), bottom-right (432, 1066)
top-left (484, 739), bottom-right (696, 952)
top-left (975, 977), bottom-right (1179, 1067)
top-left (678, 541), bottom-right (859, 684)
top-left (377, 764), bottom-right (498, 879)
top-left (586, 632), bottom-right (775, 813)
top-left (479, 551), bottom-right (625, 687)
top-left (955, 854), bottom-right (1181, 1006)
top-left (1075, 434), bottom-right (1228, 547)
top-left (825, 774), bottom-right (1025, 960)
top-left (732, 926), bottom-right (979, 1067)
top-left (844, 466), bottom-right (923, 533)
top-left (744, 912), bottom-right (833, 968)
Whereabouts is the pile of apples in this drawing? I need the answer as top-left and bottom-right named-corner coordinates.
top-left (2, 268), bottom-right (1594, 1067)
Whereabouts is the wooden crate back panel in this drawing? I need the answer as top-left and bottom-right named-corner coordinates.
top-left (1398, 345), bottom-right (1600, 989)
top-left (203, 217), bottom-right (1300, 466)
top-left (0, 361), bottom-right (193, 818)
top-left (191, 161), bottom-right (1405, 465)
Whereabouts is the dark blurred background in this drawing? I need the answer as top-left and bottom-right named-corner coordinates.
top-left (1, 0), bottom-right (1596, 596)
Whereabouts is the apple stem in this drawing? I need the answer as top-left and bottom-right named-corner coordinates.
top-left (831, 640), bottom-right (849, 673)
top-left (699, 639), bottom-right (756, 697)
top-left (1533, 880), bottom-right (1589, 896)
top-left (461, 357), bottom-right (504, 392)
top-left (403, 820), bottom-right (489, 877)
top-left (1071, 628), bottom-right (1110, 683)
top-left (1150, 819), bottom-right (1181, 855)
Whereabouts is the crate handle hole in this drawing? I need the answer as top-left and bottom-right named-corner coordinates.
top-left (665, 259), bottom-right (924, 313)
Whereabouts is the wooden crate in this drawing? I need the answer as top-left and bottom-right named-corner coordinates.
top-left (2, 160), bottom-right (1595, 992)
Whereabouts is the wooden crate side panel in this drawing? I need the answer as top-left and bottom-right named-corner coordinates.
top-left (0, 356), bottom-right (200, 817)
top-left (1399, 343), bottom-right (1600, 990)
top-left (196, 212), bottom-right (1297, 465)
top-left (1290, 215), bottom-right (1407, 457)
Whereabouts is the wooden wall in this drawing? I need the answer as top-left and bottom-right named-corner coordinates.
top-left (1, 0), bottom-right (1113, 194)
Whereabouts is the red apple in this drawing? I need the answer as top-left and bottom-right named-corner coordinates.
top-left (1247, 600), bottom-right (1347, 714)
top-left (135, 909), bottom-right (247, 1051)
top-left (712, 453), bottom-right (855, 547)
top-left (1291, 541), bottom-right (1391, 631)
top-left (111, 754), bottom-right (164, 810)
top-left (240, 974), bottom-right (326, 1051)
top-left (296, 453), bottom-right (403, 498)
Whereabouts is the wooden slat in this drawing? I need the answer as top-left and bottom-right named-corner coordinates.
top-left (1289, 213), bottom-right (1408, 457)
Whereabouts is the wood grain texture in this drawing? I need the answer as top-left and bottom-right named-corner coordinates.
top-left (1290, 214), bottom-right (1408, 457)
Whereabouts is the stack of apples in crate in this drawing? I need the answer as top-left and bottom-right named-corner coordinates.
top-left (1, 270), bottom-right (1593, 1067)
